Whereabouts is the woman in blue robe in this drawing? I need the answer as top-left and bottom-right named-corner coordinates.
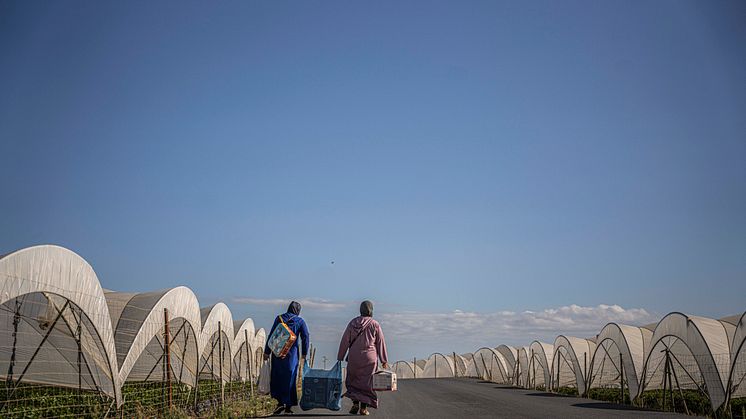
top-left (263, 301), bottom-right (310, 415)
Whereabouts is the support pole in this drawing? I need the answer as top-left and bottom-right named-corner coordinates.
top-left (164, 308), bottom-right (172, 409)
top-left (453, 352), bottom-right (458, 378)
top-left (661, 349), bottom-right (668, 411)
top-left (666, 352), bottom-right (675, 411)
top-left (413, 358), bottom-right (417, 379)
top-left (179, 327), bottom-right (189, 383)
top-left (479, 353), bottom-right (490, 381)
top-left (619, 352), bottom-right (624, 404)
top-left (434, 355), bottom-right (438, 378)
top-left (245, 330), bottom-right (253, 397)
top-left (194, 373), bottom-right (200, 413)
top-left (583, 352), bottom-right (587, 398)
top-left (670, 355), bottom-right (689, 415)
top-left (6, 300), bottom-right (22, 385)
top-left (489, 353), bottom-right (495, 382)
top-left (218, 322), bottom-right (224, 405)
top-left (556, 354), bottom-right (560, 392)
top-left (77, 307), bottom-right (83, 403)
top-left (195, 327), bottom-right (201, 413)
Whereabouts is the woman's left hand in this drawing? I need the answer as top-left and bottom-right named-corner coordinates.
top-left (382, 362), bottom-right (389, 370)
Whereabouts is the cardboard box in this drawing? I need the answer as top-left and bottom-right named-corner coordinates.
top-left (372, 371), bottom-right (397, 391)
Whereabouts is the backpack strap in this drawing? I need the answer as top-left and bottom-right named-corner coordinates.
top-left (279, 314), bottom-right (297, 327)
top-left (345, 319), bottom-right (373, 360)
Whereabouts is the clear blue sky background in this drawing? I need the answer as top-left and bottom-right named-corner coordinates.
top-left (1, 1), bottom-right (745, 359)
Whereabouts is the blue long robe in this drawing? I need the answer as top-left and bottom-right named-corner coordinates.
top-left (263, 312), bottom-right (310, 407)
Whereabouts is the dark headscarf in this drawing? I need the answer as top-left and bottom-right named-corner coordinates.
top-left (360, 300), bottom-right (373, 317)
top-left (287, 301), bottom-right (301, 316)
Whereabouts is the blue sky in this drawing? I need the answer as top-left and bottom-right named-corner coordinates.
top-left (1, 1), bottom-right (745, 361)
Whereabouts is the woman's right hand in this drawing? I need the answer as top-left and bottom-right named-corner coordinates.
top-left (263, 353), bottom-right (270, 361)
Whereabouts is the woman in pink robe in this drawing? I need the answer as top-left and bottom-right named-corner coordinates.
top-left (337, 300), bottom-right (388, 415)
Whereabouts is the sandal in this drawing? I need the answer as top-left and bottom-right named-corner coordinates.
top-left (350, 402), bottom-right (360, 414)
top-left (272, 405), bottom-right (285, 416)
top-left (360, 408), bottom-right (370, 416)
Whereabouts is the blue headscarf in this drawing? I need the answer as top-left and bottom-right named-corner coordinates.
top-left (287, 301), bottom-right (301, 315)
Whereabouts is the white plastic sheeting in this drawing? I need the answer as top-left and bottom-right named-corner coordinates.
top-left (232, 318), bottom-right (267, 382)
top-left (449, 353), bottom-right (469, 377)
top-left (468, 348), bottom-right (510, 384)
top-left (0, 245), bottom-right (266, 408)
top-left (0, 246), bottom-right (121, 403)
top-left (588, 323), bottom-right (652, 400)
top-left (422, 353), bottom-right (455, 378)
top-left (391, 361), bottom-right (417, 379)
top-left (551, 336), bottom-right (596, 395)
top-left (199, 304), bottom-right (235, 383)
top-left (527, 341), bottom-right (553, 389)
top-left (497, 345), bottom-right (518, 381)
top-left (640, 312), bottom-right (733, 409)
top-left (108, 287), bottom-right (202, 385)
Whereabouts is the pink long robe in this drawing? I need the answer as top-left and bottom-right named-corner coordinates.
top-left (337, 316), bottom-right (388, 408)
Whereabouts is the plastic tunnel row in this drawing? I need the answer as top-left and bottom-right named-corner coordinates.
top-left (0, 245), bottom-right (267, 408)
top-left (393, 312), bottom-right (746, 414)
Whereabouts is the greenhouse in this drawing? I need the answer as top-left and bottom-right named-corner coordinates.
top-left (0, 245), bottom-right (121, 403)
top-left (587, 322), bottom-right (652, 401)
top-left (198, 304), bottom-right (235, 383)
top-left (106, 287), bottom-right (202, 386)
top-left (397, 308), bottom-right (746, 415)
top-left (0, 245), bottom-right (266, 415)
top-left (421, 353), bottom-right (455, 378)
top-left (391, 361), bottom-right (418, 379)
top-left (465, 347), bottom-right (510, 383)
top-left (639, 312), bottom-right (734, 410)
top-left (232, 318), bottom-right (266, 383)
top-left (496, 344), bottom-right (518, 381)
top-left (449, 353), bottom-right (469, 377)
top-left (551, 336), bottom-right (595, 395)
top-left (526, 341), bottom-right (553, 389)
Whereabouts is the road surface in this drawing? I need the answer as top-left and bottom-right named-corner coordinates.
top-left (286, 378), bottom-right (700, 418)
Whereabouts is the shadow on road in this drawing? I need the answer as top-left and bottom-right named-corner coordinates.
top-left (525, 392), bottom-right (565, 397)
top-left (572, 402), bottom-right (652, 412)
top-left (268, 414), bottom-right (352, 417)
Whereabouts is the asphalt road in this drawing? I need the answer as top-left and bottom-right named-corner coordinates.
top-left (283, 378), bottom-right (700, 418)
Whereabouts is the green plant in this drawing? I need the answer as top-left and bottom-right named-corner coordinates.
top-left (586, 387), bottom-right (630, 404)
top-left (636, 389), bottom-right (711, 416)
top-left (731, 397), bottom-right (746, 419)
top-left (554, 386), bottom-right (579, 397)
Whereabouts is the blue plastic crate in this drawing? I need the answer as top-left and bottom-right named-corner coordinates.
top-left (300, 360), bottom-right (343, 411)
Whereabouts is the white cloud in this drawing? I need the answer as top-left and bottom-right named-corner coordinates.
top-left (232, 297), bottom-right (349, 311)
top-left (227, 299), bottom-right (657, 362)
top-left (378, 304), bottom-right (657, 350)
